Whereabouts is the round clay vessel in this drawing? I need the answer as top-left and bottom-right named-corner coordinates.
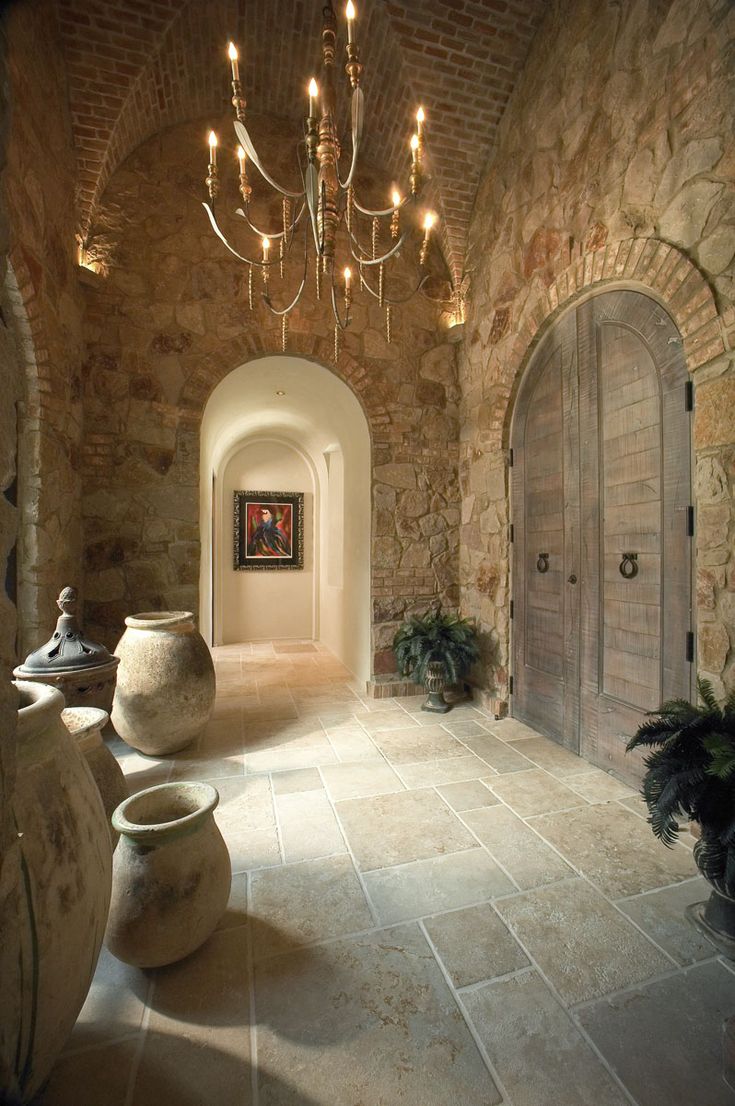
top-left (105, 781), bottom-right (231, 968)
top-left (111, 611), bottom-right (216, 755)
top-left (62, 707), bottom-right (128, 849)
top-left (4, 682), bottom-right (112, 1103)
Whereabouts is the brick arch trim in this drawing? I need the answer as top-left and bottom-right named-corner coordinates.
top-left (494, 236), bottom-right (725, 450)
top-left (178, 330), bottom-right (385, 439)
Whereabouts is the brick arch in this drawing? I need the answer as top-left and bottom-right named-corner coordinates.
top-left (180, 339), bottom-right (383, 443)
top-left (495, 236), bottom-right (725, 451)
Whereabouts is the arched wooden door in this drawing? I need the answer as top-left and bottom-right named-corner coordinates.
top-left (510, 289), bottom-right (693, 782)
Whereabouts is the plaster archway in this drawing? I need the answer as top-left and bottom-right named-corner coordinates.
top-left (199, 355), bottom-right (371, 683)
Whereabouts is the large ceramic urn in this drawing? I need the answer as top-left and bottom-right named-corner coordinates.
top-left (106, 782), bottom-right (231, 968)
top-left (111, 611), bottom-right (216, 756)
top-left (5, 681), bottom-right (112, 1103)
top-left (62, 707), bottom-right (128, 849)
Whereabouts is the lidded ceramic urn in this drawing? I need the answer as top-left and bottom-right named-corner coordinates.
top-left (4, 681), bottom-right (112, 1103)
top-left (13, 586), bottom-right (119, 714)
top-left (111, 611), bottom-right (216, 756)
top-left (105, 781), bottom-right (231, 968)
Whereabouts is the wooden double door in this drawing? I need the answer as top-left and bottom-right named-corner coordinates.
top-left (510, 289), bottom-right (693, 782)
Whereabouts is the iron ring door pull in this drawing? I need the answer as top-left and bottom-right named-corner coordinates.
top-left (536, 553), bottom-right (549, 573)
top-left (619, 552), bottom-right (638, 579)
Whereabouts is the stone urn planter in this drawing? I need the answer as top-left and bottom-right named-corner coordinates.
top-left (111, 611), bottom-right (216, 756)
top-left (424, 659), bottom-right (452, 713)
top-left (62, 707), bottom-right (128, 849)
top-left (5, 682), bottom-right (112, 1104)
top-left (105, 782), bottom-right (231, 968)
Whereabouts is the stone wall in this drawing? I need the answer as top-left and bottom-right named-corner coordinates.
top-left (459, 0), bottom-right (735, 705)
top-left (81, 113), bottom-right (458, 678)
top-left (3, 0), bottom-right (85, 655)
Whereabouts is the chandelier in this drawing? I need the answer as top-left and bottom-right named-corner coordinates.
top-left (202, 0), bottom-right (438, 359)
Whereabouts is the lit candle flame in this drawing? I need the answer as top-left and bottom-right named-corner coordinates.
top-left (416, 106), bottom-right (425, 125)
top-left (262, 237), bottom-right (270, 255)
top-left (208, 131), bottom-right (218, 149)
top-left (308, 78), bottom-right (319, 98)
top-left (410, 133), bottom-right (419, 152)
top-left (227, 42), bottom-right (240, 81)
top-left (344, 266), bottom-right (352, 287)
top-left (391, 189), bottom-right (401, 208)
top-left (346, 1), bottom-right (356, 43)
top-left (236, 145), bottom-right (246, 168)
top-left (423, 212), bottom-right (435, 232)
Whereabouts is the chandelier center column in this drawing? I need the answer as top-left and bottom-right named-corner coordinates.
top-left (316, 3), bottom-right (340, 264)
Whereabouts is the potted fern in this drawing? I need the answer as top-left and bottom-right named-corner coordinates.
top-left (626, 678), bottom-right (735, 955)
top-left (393, 610), bottom-right (480, 713)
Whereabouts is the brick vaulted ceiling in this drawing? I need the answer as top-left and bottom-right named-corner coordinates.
top-left (57, 0), bottom-right (545, 285)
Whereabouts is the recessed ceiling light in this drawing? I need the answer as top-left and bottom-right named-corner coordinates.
top-left (275, 390), bottom-right (286, 396)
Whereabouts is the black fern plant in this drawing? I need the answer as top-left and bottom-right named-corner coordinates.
top-left (626, 678), bottom-right (735, 896)
top-left (393, 610), bottom-right (480, 687)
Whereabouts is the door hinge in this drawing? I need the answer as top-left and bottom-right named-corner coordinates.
top-left (687, 506), bottom-right (694, 536)
top-left (685, 380), bottom-right (694, 411)
top-left (509, 675), bottom-right (514, 695)
top-left (510, 599), bottom-right (514, 619)
top-left (509, 524), bottom-right (514, 543)
top-left (508, 448), bottom-right (514, 467)
top-left (686, 632), bottom-right (694, 663)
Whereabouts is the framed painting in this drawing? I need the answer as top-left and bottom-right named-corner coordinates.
top-left (233, 491), bottom-right (304, 571)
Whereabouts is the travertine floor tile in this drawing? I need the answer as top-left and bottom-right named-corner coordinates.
top-left (255, 925), bottom-right (501, 1106)
top-left (215, 776), bottom-right (281, 872)
top-left (336, 788), bottom-right (478, 871)
top-left (275, 790), bottom-right (346, 862)
top-left (39, 1039), bottom-right (138, 1106)
top-left (396, 754), bottom-right (496, 788)
top-left (488, 768), bottom-right (588, 816)
top-left (437, 779), bottom-right (499, 812)
top-left (371, 724), bottom-right (471, 764)
top-left (460, 732), bottom-right (535, 774)
top-left (484, 717), bottom-right (540, 741)
top-left (351, 709), bottom-right (421, 732)
top-left (324, 724), bottom-right (384, 761)
top-left (441, 718), bottom-right (493, 738)
top-left (62, 946), bottom-right (149, 1052)
top-left (245, 740), bottom-right (338, 773)
top-left (615, 877), bottom-right (716, 964)
top-left (271, 766), bottom-right (323, 794)
top-left (320, 760), bottom-right (404, 800)
top-left (134, 927), bottom-right (252, 1106)
top-left (507, 735), bottom-right (586, 777)
top-left (496, 878), bottom-right (672, 1004)
top-left (463, 805), bottom-right (573, 889)
top-left (249, 855), bottom-right (373, 960)
top-left (532, 803), bottom-right (697, 897)
top-left (363, 848), bottom-right (514, 925)
top-left (424, 903), bottom-right (529, 988)
top-left (564, 768), bottom-right (639, 804)
top-left (463, 971), bottom-right (629, 1106)
top-left (578, 961), bottom-right (735, 1106)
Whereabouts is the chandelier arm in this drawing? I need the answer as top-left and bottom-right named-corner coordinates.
top-left (336, 87), bottom-right (364, 191)
top-left (347, 226), bottom-right (408, 266)
top-left (359, 265), bottom-right (432, 306)
top-left (202, 203), bottom-right (271, 266)
top-left (261, 222), bottom-right (310, 316)
top-left (329, 271), bottom-right (350, 331)
top-left (234, 120), bottom-right (304, 200)
top-left (352, 193), bottom-right (418, 218)
top-left (336, 130), bottom-right (360, 191)
top-left (235, 203), bottom-right (306, 241)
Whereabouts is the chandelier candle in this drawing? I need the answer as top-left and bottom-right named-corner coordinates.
top-left (200, 0), bottom-right (440, 349)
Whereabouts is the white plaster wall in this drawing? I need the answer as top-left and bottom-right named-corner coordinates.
top-left (221, 440), bottom-right (314, 643)
top-left (199, 356), bottom-right (371, 682)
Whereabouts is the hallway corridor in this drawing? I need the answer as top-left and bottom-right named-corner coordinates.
top-left (41, 644), bottom-right (735, 1106)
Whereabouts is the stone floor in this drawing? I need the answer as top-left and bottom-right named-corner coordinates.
top-left (39, 642), bottom-right (735, 1106)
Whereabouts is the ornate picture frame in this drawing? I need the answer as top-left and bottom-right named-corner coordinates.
top-left (233, 491), bottom-right (304, 571)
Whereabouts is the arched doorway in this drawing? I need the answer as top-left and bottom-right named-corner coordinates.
top-left (510, 288), bottom-right (693, 782)
top-left (199, 355), bottom-right (371, 683)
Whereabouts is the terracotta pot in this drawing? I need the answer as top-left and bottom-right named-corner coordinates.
top-left (5, 682), bottom-right (112, 1103)
top-left (62, 707), bottom-right (128, 849)
top-left (106, 782), bottom-right (231, 968)
top-left (111, 611), bottom-right (216, 756)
